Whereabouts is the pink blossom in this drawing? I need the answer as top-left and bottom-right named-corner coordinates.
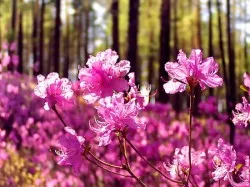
top-left (164, 49), bottom-right (223, 94)
top-left (78, 49), bottom-right (130, 103)
top-left (209, 139), bottom-right (236, 181)
top-left (11, 54), bottom-right (19, 66)
top-left (164, 146), bottom-right (205, 179)
top-left (0, 52), bottom-right (10, 66)
top-left (56, 126), bottom-right (85, 172)
top-left (232, 97), bottom-right (250, 127)
top-left (90, 93), bottom-right (145, 146)
top-left (34, 72), bottom-right (74, 110)
top-left (127, 72), bottom-right (150, 109)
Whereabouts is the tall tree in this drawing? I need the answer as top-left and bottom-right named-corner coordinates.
top-left (54, 0), bottom-right (61, 73)
top-left (63, 1), bottom-right (70, 78)
top-left (243, 0), bottom-right (248, 72)
top-left (147, 0), bottom-right (155, 86)
top-left (127, 0), bottom-right (139, 83)
top-left (17, 1), bottom-right (23, 73)
top-left (83, 0), bottom-right (90, 64)
top-left (11, 0), bottom-right (17, 39)
top-left (193, 0), bottom-right (202, 116)
top-left (38, 0), bottom-right (45, 75)
top-left (32, 0), bottom-right (39, 75)
top-left (208, 0), bottom-right (214, 96)
top-left (172, 0), bottom-right (182, 114)
top-left (158, 0), bottom-right (171, 103)
top-left (216, 0), bottom-right (228, 90)
top-left (111, 0), bottom-right (119, 54)
top-left (226, 0), bottom-right (236, 144)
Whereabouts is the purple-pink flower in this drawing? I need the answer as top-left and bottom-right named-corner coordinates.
top-left (242, 73), bottom-right (250, 94)
top-left (90, 93), bottom-right (146, 146)
top-left (164, 146), bottom-right (205, 179)
top-left (78, 49), bottom-right (130, 103)
top-left (232, 97), bottom-right (250, 127)
top-left (163, 49), bottom-right (223, 94)
top-left (34, 72), bottom-right (74, 110)
top-left (56, 126), bottom-right (85, 172)
top-left (209, 138), bottom-right (237, 181)
top-left (127, 72), bottom-right (150, 109)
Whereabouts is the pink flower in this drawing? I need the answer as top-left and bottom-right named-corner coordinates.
top-left (232, 97), bottom-right (250, 127)
top-left (127, 72), bottom-right (150, 109)
top-left (34, 72), bottom-right (74, 110)
top-left (164, 146), bottom-right (205, 179)
top-left (209, 139), bottom-right (236, 181)
top-left (56, 126), bottom-right (85, 172)
top-left (0, 52), bottom-right (10, 66)
top-left (78, 49), bottom-right (130, 103)
top-left (90, 93), bottom-right (145, 146)
top-left (163, 49), bottom-right (223, 94)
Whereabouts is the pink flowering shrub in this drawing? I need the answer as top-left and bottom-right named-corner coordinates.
top-left (1, 49), bottom-right (250, 186)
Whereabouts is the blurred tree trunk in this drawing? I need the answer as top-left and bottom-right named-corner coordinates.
top-left (17, 1), bottom-right (23, 73)
top-left (11, 0), bottom-right (17, 39)
top-left (127, 0), bottom-right (139, 83)
top-left (148, 0), bottom-right (154, 86)
top-left (216, 0), bottom-right (228, 90)
top-left (38, 0), bottom-right (45, 75)
top-left (77, 7), bottom-right (82, 66)
top-left (226, 0), bottom-right (236, 145)
top-left (172, 0), bottom-right (181, 114)
top-left (8, 0), bottom-right (17, 71)
top-left (158, 0), bottom-right (171, 103)
top-left (193, 0), bottom-right (202, 116)
top-left (48, 28), bottom-right (54, 73)
top-left (111, 0), bottom-right (119, 54)
top-left (83, 0), bottom-right (90, 64)
top-left (243, 0), bottom-right (248, 73)
top-left (63, 4), bottom-right (70, 78)
top-left (208, 0), bottom-right (214, 96)
top-left (54, 0), bottom-right (61, 73)
top-left (32, 0), bottom-right (38, 75)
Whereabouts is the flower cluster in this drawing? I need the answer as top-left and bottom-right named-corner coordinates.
top-left (78, 49), bottom-right (130, 103)
top-left (34, 72), bottom-right (74, 110)
top-left (163, 49), bottom-right (223, 94)
top-left (164, 146), bottom-right (205, 180)
top-left (90, 92), bottom-right (146, 146)
top-left (56, 126), bottom-right (85, 172)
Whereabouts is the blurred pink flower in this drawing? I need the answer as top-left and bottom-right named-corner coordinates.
top-left (127, 72), bottom-right (150, 109)
top-left (164, 49), bottom-right (223, 94)
top-left (232, 97), bottom-right (250, 127)
top-left (90, 93), bottom-right (145, 146)
top-left (78, 49), bottom-right (130, 103)
top-left (34, 72), bottom-right (74, 110)
top-left (56, 126), bottom-right (85, 172)
top-left (11, 54), bottom-right (19, 66)
top-left (164, 146), bottom-right (205, 179)
top-left (0, 52), bottom-right (10, 66)
top-left (209, 138), bottom-right (236, 181)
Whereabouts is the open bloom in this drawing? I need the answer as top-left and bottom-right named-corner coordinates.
top-left (90, 93), bottom-right (145, 146)
top-left (209, 139), bottom-right (237, 181)
top-left (127, 72), bottom-right (150, 109)
top-left (34, 72), bottom-right (74, 110)
top-left (232, 97), bottom-right (250, 127)
top-left (56, 126), bottom-right (85, 172)
top-left (164, 146), bottom-right (205, 179)
top-left (78, 49), bottom-right (130, 103)
top-left (163, 49), bottom-right (223, 94)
